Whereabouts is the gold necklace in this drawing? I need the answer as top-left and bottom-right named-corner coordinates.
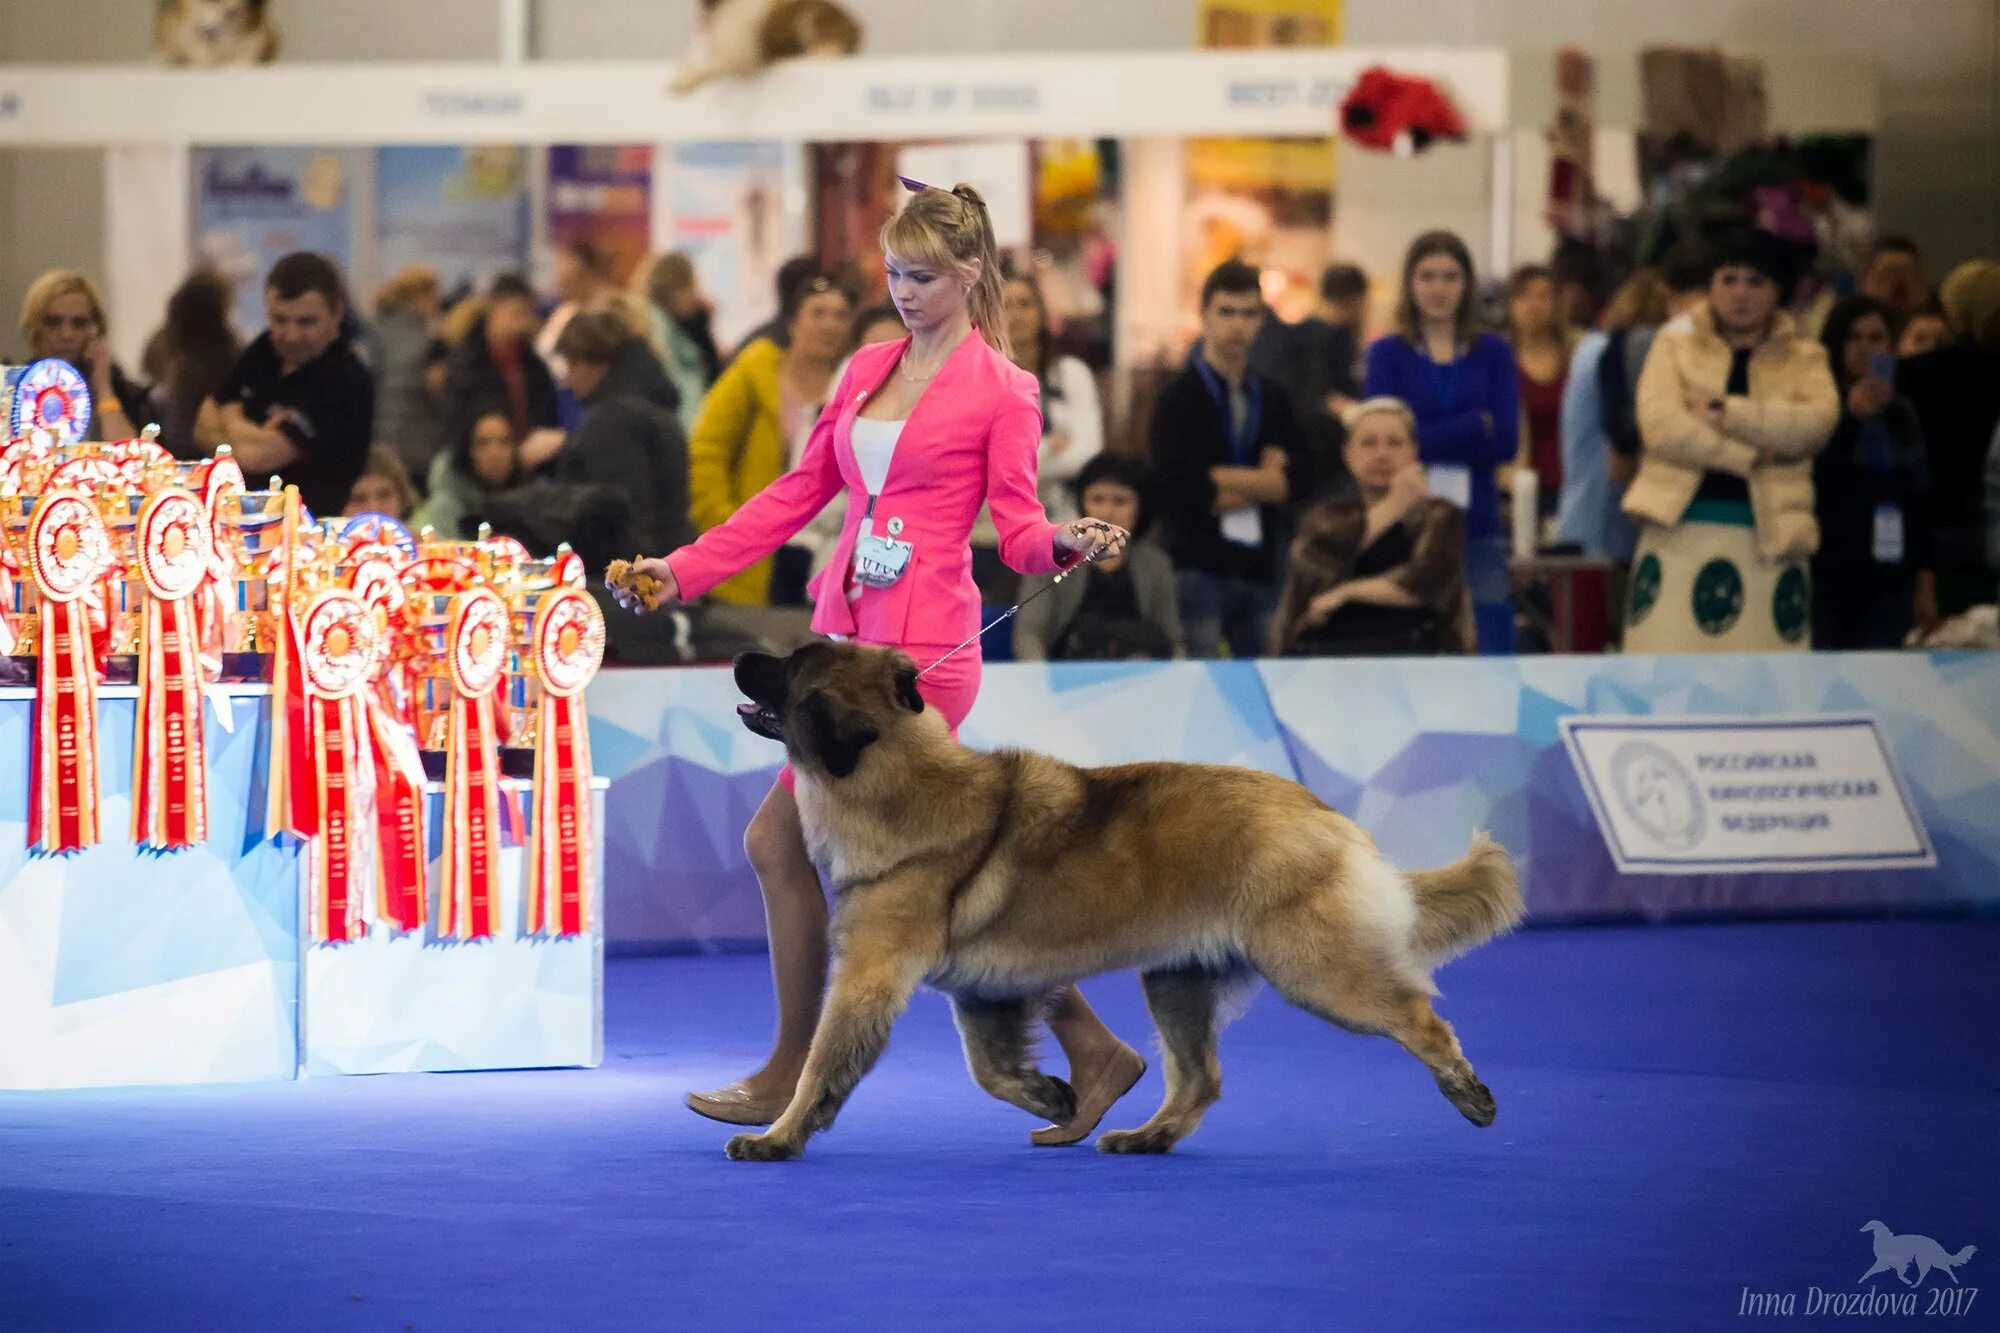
top-left (899, 345), bottom-right (952, 383)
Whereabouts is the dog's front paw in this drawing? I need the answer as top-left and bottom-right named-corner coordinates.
top-left (1025, 1075), bottom-right (1077, 1125)
top-left (725, 1132), bottom-right (803, 1162)
top-left (1096, 1126), bottom-right (1177, 1155)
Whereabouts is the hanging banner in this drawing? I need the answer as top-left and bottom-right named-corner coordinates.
top-left (1189, 0), bottom-right (1343, 321)
top-left (664, 141), bottom-right (806, 353)
top-left (375, 146), bottom-right (530, 302)
top-left (191, 147), bottom-right (363, 333)
top-left (546, 145), bottom-right (652, 285)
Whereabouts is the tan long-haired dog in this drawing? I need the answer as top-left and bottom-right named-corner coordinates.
top-left (669, 0), bottom-right (863, 95)
top-left (722, 641), bottom-right (1523, 1161)
top-left (152, 0), bottom-right (280, 67)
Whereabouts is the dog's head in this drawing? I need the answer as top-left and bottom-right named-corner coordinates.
top-left (171, 0), bottom-right (266, 36)
top-left (734, 641), bottom-right (926, 779)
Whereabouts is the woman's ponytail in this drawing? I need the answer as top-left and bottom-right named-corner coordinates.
top-left (951, 184), bottom-right (1011, 359)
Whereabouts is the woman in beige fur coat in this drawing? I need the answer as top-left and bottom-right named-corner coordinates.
top-left (1623, 232), bottom-right (1839, 652)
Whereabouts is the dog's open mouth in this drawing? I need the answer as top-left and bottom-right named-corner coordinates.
top-left (737, 700), bottom-right (785, 743)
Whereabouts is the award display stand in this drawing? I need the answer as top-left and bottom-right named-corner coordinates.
top-left (0, 386), bottom-right (610, 1092)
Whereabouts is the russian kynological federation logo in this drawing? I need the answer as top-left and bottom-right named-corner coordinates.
top-left (1859, 1221), bottom-right (1976, 1289)
top-left (1628, 553), bottom-right (1662, 626)
top-left (1692, 557), bottom-right (1744, 636)
top-left (1773, 565), bottom-right (1811, 644)
top-left (1609, 740), bottom-right (1704, 850)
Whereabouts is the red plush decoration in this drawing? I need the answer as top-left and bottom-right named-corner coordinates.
top-left (1339, 66), bottom-right (1469, 156)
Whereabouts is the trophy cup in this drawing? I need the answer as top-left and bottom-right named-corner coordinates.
top-left (493, 542), bottom-right (580, 778)
top-left (399, 549), bottom-right (482, 774)
top-left (96, 485), bottom-right (144, 683)
top-left (210, 458), bottom-right (289, 680)
top-left (1, 441), bottom-right (51, 673)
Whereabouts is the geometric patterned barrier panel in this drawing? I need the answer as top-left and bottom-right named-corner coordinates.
top-left (0, 688), bottom-right (300, 1091)
top-left (1260, 651), bottom-right (2000, 921)
top-left (587, 652), bottom-right (2000, 950)
top-left (301, 784), bottom-right (605, 1077)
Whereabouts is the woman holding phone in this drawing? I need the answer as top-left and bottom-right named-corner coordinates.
top-left (615, 184), bottom-right (1145, 1145)
top-left (1811, 295), bottom-right (1936, 648)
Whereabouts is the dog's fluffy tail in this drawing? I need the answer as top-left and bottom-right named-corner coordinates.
top-left (1406, 832), bottom-right (1523, 967)
top-left (1949, 1245), bottom-right (1977, 1266)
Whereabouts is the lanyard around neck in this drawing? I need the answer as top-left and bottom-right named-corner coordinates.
top-left (1193, 354), bottom-right (1260, 465)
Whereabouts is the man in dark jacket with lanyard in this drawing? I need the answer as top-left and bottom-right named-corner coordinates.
top-left (1150, 260), bottom-right (1303, 658)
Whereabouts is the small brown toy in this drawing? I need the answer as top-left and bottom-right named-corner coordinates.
top-left (604, 558), bottom-right (666, 612)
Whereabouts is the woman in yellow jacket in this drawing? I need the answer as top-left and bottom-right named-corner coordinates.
top-left (1623, 232), bottom-right (1839, 652)
top-left (686, 273), bottom-right (854, 604)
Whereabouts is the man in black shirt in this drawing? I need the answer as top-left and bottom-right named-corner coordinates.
top-left (197, 252), bottom-right (374, 518)
top-left (1249, 262), bottom-right (1366, 502)
top-left (1151, 260), bottom-right (1303, 658)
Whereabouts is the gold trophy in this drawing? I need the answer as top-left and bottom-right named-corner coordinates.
top-left (2, 435), bottom-right (67, 669)
top-left (493, 541), bottom-right (581, 774)
top-left (211, 458), bottom-right (291, 676)
top-left (96, 486), bottom-right (145, 680)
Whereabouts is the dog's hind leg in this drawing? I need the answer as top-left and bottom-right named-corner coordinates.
top-left (951, 994), bottom-right (1077, 1125)
top-left (1096, 965), bottom-right (1223, 1155)
top-left (1245, 915), bottom-right (1497, 1128)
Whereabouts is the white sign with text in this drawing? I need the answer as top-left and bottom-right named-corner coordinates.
top-left (1560, 715), bottom-right (1935, 875)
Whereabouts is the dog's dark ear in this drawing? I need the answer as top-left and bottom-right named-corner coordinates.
top-left (893, 662), bottom-right (924, 714)
top-left (733, 651), bottom-right (787, 707)
top-left (798, 692), bottom-right (879, 780)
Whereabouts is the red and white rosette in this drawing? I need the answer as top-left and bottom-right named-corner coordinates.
top-left (199, 454), bottom-right (245, 575)
top-left (346, 553), bottom-right (427, 934)
top-left (481, 534), bottom-right (532, 567)
top-left (9, 359), bottom-right (93, 444)
top-left (40, 457), bottom-right (119, 666)
top-left (26, 491), bottom-right (111, 853)
top-left (526, 588), bottom-right (604, 938)
top-left (194, 453), bottom-right (245, 681)
top-left (133, 489), bottom-right (211, 850)
top-left (439, 586), bottom-right (509, 941)
top-left (0, 438), bottom-right (47, 578)
top-left (299, 588), bottom-right (378, 944)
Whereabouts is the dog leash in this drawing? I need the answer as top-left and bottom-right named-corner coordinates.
top-left (915, 542), bottom-right (1109, 680)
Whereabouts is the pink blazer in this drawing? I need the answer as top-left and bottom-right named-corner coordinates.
top-left (664, 333), bottom-right (1069, 646)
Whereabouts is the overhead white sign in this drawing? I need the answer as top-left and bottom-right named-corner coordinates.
top-left (0, 50), bottom-right (1510, 147)
top-left (1560, 716), bottom-right (1934, 876)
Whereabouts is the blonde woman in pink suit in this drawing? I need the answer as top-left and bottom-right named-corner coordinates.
top-left (619, 184), bottom-right (1145, 1144)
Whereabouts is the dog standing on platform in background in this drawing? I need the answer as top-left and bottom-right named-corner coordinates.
top-left (719, 640), bottom-right (1525, 1161)
top-left (153, 0), bottom-right (280, 67)
top-left (670, 0), bottom-right (863, 95)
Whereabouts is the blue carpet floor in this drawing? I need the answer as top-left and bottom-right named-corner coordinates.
top-left (2, 918), bottom-right (1996, 1332)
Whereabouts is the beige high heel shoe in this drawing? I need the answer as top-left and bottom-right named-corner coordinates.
top-left (685, 1083), bottom-right (793, 1127)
